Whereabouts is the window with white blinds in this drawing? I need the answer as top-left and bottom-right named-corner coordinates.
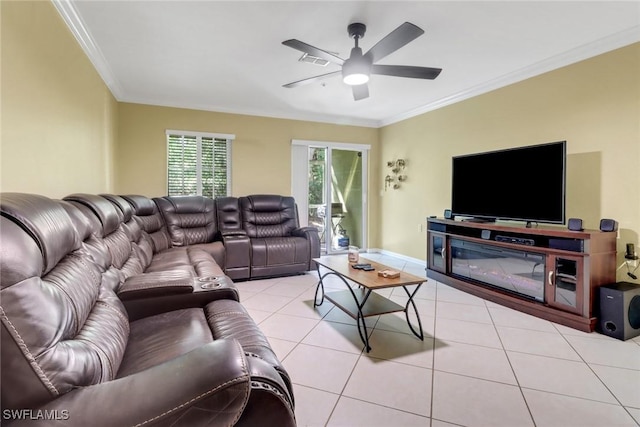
top-left (166, 130), bottom-right (233, 198)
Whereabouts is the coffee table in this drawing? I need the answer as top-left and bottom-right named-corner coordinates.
top-left (313, 256), bottom-right (427, 352)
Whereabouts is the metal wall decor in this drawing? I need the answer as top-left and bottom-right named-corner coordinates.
top-left (385, 159), bottom-right (407, 190)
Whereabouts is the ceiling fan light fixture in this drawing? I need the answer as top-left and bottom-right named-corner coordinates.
top-left (343, 72), bottom-right (369, 86)
top-left (342, 51), bottom-right (371, 86)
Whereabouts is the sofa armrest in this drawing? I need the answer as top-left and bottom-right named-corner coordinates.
top-left (9, 340), bottom-right (250, 427)
top-left (292, 226), bottom-right (318, 235)
top-left (118, 271), bottom-right (194, 301)
top-left (123, 278), bottom-right (240, 321)
top-left (235, 355), bottom-right (296, 427)
top-left (292, 226), bottom-right (321, 263)
top-left (221, 233), bottom-right (251, 280)
top-left (221, 230), bottom-right (247, 237)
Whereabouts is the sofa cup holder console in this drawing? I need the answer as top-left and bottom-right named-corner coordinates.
top-left (198, 276), bottom-right (226, 289)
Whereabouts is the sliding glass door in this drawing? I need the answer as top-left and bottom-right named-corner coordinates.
top-left (292, 141), bottom-right (368, 255)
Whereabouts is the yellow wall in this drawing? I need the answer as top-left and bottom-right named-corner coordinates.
top-left (379, 43), bottom-right (640, 281)
top-left (0, 1), bottom-right (117, 198)
top-left (116, 103), bottom-right (380, 244)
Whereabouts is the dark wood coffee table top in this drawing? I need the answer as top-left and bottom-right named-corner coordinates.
top-left (313, 255), bottom-right (426, 290)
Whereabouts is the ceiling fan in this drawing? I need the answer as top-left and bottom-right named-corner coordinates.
top-left (282, 22), bottom-right (442, 101)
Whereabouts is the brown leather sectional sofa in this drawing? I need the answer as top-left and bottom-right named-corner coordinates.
top-left (0, 192), bottom-right (319, 426)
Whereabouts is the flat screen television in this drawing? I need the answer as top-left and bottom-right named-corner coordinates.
top-left (451, 141), bottom-right (566, 225)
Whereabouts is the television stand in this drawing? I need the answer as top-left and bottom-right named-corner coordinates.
top-left (427, 218), bottom-right (617, 332)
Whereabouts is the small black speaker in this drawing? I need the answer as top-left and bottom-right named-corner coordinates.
top-left (567, 218), bottom-right (583, 231)
top-left (626, 243), bottom-right (637, 260)
top-left (600, 218), bottom-right (618, 232)
top-left (598, 282), bottom-right (640, 341)
top-left (444, 209), bottom-right (454, 220)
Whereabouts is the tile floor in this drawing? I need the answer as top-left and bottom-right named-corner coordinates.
top-left (238, 253), bottom-right (640, 427)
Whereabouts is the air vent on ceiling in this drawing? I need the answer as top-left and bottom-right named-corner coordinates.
top-left (298, 52), bottom-right (335, 67)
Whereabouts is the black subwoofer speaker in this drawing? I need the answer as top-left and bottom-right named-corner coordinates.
top-left (598, 282), bottom-right (640, 341)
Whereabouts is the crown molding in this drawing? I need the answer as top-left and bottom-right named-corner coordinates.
top-left (116, 96), bottom-right (381, 128)
top-left (51, 0), bottom-right (124, 99)
top-left (380, 25), bottom-right (640, 127)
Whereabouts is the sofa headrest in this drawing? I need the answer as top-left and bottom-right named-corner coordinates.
top-left (241, 195), bottom-right (295, 213)
top-left (64, 193), bottom-right (122, 236)
top-left (100, 194), bottom-right (133, 222)
top-left (59, 200), bottom-right (94, 242)
top-left (121, 195), bottom-right (156, 216)
top-left (159, 195), bottom-right (215, 214)
top-left (0, 217), bottom-right (43, 288)
top-left (0, 193), bottom-right (79, 275)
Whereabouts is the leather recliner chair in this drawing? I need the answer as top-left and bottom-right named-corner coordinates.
top-left (239, 195), bottom-right (320, 279)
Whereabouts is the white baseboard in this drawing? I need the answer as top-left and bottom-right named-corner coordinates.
top-left (366, 248), bottom-right (426, 266)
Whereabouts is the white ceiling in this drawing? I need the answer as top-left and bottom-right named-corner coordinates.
top-left (56, 1), bottom-right (640, 128)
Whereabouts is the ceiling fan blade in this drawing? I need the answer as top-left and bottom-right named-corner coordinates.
top-left (283, 71), bottom-right (342, 88)
top-left (371, 64), bottom-right (442, 79)
top-left (282, 39), bottom-right (345, 65)
top-left (364, 22), bottom-right (424, 64)
top-left (352, 84), bottom-right (369, 101)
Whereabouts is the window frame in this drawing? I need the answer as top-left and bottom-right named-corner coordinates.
top-left (166, 129), bottom-right (234, 197)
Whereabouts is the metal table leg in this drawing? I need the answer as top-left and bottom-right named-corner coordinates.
top-left (402, 284), bottom-right (424, 340)
top-left (313, 264), bottom-right (325, 307)
top-left (349, 287), bottom-right (372, 352)
top-left (313, 268), bottom-right (373, 352)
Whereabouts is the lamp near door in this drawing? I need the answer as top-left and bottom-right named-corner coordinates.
top-left (385, 159), bottom-right (407, 190)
